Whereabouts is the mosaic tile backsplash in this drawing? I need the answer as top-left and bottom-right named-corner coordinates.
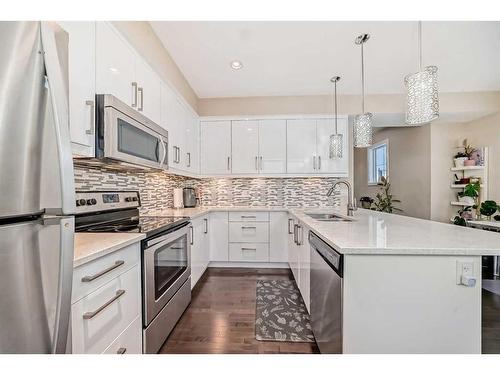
top-left (74, 166), bottom-right (341, 213)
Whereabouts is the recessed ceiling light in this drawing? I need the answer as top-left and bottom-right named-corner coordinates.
top-left (230, 60), bottom-right (243, 70)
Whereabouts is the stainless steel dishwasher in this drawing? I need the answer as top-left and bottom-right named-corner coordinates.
top-left (309, 231), bottom-right (343, 354)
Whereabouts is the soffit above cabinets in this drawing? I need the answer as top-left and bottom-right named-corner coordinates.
top-left (150, 21), bottom-right (500, 98)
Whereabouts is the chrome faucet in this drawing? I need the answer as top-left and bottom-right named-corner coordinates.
top-left (327, 180), bottom-right (356, 216)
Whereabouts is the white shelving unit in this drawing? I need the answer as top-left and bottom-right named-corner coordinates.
top-left (450, 147), bottom-right (489, 209)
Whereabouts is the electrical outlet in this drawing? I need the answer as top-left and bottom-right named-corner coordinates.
top-left (456, 261), bottom-right (475, 285)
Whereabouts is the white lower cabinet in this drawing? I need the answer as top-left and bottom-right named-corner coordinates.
top-left (103, 316), bottom-right (142, 354)
top-left (229, 243), bottom-right (269, 262)
top-left (209, 212), bottom-right (229, 261)
top-left (71, 242), bottom-right (142, 354)
top-left (288, 216), bottom-right (300, 283)
top-left (190, 214), bottom-right (209, 289)
top-left (288, 217), bottom-right (310, 311)
top-left (269, 212), bottom-right (289, 262)
top-left (229, 222), bottom-right (269, 243)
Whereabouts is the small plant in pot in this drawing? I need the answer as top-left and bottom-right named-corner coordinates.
top-left (479, 200), bottom-right (498, 221)
top-left (360, 196), bottom-right (374, 209)
top-left (453, 206), bottom-right (472, 227)
top-left (453, 151), bottom-right (468, 168)
top-left (457, 182), bottom-right (480, 206)
top-left (453, 139), bottom-right (477, 167)
top-left (371, 176), bottom-right (402, 213)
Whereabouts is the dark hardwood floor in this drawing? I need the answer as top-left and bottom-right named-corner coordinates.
top-left (159, 268), bottom-right (319, 354)
top-left (482, 288), bottom-right (500, 354)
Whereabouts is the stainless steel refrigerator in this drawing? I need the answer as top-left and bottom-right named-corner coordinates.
top-left (0, 21), bottom-right (76, 353)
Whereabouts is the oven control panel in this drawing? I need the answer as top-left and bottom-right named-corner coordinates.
top-left (75, 191), bottom-right (140, 214)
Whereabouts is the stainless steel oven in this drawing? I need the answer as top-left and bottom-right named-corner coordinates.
top-left (142, 222), bottom-right (191, 353)
top-left (93, 94), bottom-right (168, 170)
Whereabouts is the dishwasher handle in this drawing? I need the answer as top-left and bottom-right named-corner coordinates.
top-left (309, 231), bottom-right (343, 277)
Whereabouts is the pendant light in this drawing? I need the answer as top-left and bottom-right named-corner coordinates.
top-left (405, 21), bottom-right (439, 125)
top-left (329, 76), bottom-right (343, 159)
top-left (353, 33), bottom-right (373, 148)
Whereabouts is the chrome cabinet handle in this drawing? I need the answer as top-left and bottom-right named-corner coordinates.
top-left (83, 289), bottom-right (125, 320)
top-left (138, 87), bottom-right (144, 111)
top-left (187, 152), bottom-right (191, 168)
top-left (117, 347), bottom-right (127, 354)
top-left (255, 156), bottom-right (258, 171)
top-left (227, 156), bottom-right (231, 171)
top-left (259, 156), bottom-right (263, 171)
top-left (318, 156), bottom-right (322, 170)
top-left (131, 82), bottom-right (138, 107)
top-left (241, 215), bottom-right (256, 219)
top-left (241, 247), bottom-right (257, 251)
top-left (177, 147), bottom-right (181, 164)
top-left (242, 226), bottom-right (256, 229)
top-left (288, 218), bottom-right (294, 234)
top-left (313, 156), bottom-right (316, 170)
top-left (81, 260), bottom-right (125, 282)
top-left (203, 218), bottom-right (208, 234)
top-left (297, 225), bottom-right (303, 245)
top-left (190, 226), bottom-right (194, 245)
top-left (85, 100), bottom-right (95, 135)
top-left (293, 224), bottom-right (298, 244)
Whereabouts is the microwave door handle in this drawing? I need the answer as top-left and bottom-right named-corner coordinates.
top-left (160, 138), bottom-right (167, 166)
top-left (155, 140), bottom-right (160, 163)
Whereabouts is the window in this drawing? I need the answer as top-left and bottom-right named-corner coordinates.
top-left (367, 140), bottom-right (389, 185)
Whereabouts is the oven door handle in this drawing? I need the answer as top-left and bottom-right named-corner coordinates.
top-left (145, 225), bottom-right (189, 249)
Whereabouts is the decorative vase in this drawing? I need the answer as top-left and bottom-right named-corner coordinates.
top-left (458, 196), bottom-right (475, 206)
top-left (454, 157), bottom-right (468, 167)
top-left (464, 159), bottom-right (476, 167)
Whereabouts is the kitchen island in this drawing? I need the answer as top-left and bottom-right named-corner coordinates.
top-left (289, 208), bottom-right (500, 354)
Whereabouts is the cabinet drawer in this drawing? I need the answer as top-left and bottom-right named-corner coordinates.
top-left (72, 243), bottom-right (140, 303)
top-left (228, 211), bottom-right (269, 222)
top-left (229, 243), bottom-right (269, 262)
top-left (229, 222), bottom-right (269, 243)
top-left (103, 316), bottom-right (142, 354)
top-left (71, 265), bottom-right (140, 354)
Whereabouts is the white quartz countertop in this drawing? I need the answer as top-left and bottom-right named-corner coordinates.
top-left (147, 205), bottom-right (500, 255)
top-left (74, 232), bottom-right (145, 267)
top-left (289, 208), bottom-right (500, 256)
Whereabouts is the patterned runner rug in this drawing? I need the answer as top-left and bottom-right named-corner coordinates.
top-left (255, 279), bottom-right (315, 342)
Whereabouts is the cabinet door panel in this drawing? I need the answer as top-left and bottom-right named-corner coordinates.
top-left (58, 21), bottom-right (96, 156)
top-left (190, 218), bottom-right (204, 289)
top-left (269, 212), bottom-right (288, 262)
top-left (95, 22), bottom-right (136, 106)
top-left (201, 121), bottom-right (232, 175)
top-left (160, 83), bottom-right (179, 167)
top-left (231, 120), bottom-right (259, 174)
top-left (135, 59), bottom-right (161, 124)
top-left (286, 119), bottom-right (316, 174)
top-left (259, 120), bottom-right (287, 174)
top-left (316, 118), bottom-right (349, 175)
top-left (209, 212), bottom-right (229, 261)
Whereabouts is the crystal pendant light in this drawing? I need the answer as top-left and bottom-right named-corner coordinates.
top-left (329, 76), bottom-right (343, 159)
top-left (353, 34), bottom-right (373, 148)
top-left (405, 21), bottom-right (439, 125)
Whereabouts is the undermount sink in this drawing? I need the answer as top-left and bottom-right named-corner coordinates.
top-left (305, 213), bottom-right (353, 222)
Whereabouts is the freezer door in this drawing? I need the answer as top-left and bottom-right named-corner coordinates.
top-left (0, 22), bottom-right (75, 219)
top-left (0, 216), bottom-right (74, 353)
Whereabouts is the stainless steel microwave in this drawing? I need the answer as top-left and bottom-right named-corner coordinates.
top-left (90, 94), bottom-right (168, 170)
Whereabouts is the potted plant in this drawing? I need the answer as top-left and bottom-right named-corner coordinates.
top-left (371, 176), bottom-right (402, 213)
top-left (457, 182), bottom-right (480, 206)
top-left (453, 206), bottom-right (472, 226)
top-left (479, 200), bottom-right (498, 221)
top-left (463, 139), bottom-right (477, 166)
top-left (360, 196), bottom-right (374, 209)
top-left (453, 151), bottom-right (468, 167)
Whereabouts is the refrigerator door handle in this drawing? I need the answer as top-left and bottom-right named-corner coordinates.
top-left (40, 22), bottom-right (76, 215)
top-left (48, 216), bottom-right (75, 354)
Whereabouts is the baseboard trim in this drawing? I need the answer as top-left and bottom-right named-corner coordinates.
top-left (208, 261), bottom-right (290, 269)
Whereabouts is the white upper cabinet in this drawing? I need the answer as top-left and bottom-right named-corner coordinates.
top-left (286, 119), bottom-right (317, 174)
top-left (316, 118), bottom-right (349, 176)
top-left (57, 21), bottom-right (96, 157)
top-left (231, 120), bottom-right (259, 174)
top-left (259, 119), bottom-right (287, 174)
top-left (134, 59), bottom-right (161, 124)
top-left (95, 22), bottom-right (136, 106)
top-left (201, 121), bottom-right (232, 175)
top-left (185, 112), bottom-right (200, 174)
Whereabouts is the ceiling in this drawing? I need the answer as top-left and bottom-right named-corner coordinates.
top-left (150, 21), bottom-right (500, 99)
